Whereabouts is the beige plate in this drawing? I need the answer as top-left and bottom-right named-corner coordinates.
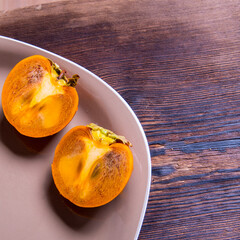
top-left (0, 36), bottom-right (151, 240)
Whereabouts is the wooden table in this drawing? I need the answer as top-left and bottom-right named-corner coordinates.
top-left (1, 0), bottom-right (240, 239)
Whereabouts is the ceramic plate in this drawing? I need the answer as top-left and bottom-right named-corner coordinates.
top-left (0, 36), bottom-right (151, 240)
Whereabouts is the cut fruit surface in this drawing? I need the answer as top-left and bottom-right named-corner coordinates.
top-left (52, 124), bottom-right (134, 208)
top-left (1, 55), bottom-right (79, 137)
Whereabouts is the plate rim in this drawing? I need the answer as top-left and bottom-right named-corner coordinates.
top-left (0, 35), bottom-right (152, 240)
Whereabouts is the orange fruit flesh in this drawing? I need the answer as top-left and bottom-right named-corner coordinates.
top-left (52, 126), bottom-right (133, 208)
top-left (1, 55), bottom-right (78, 137)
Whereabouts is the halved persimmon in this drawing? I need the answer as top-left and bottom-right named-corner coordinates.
top-left (2, 55), bottom-right (79, 138)
top-left (52, 123), bottom-right (133, 208)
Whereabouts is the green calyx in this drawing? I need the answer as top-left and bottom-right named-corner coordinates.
top-left (48, 59), bottom-right (79, 87)
top-left (87, 123), bottom-right (132, 147)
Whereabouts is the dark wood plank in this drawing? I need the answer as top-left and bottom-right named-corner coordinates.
top-left (2, 0), bottom-right (240, 239)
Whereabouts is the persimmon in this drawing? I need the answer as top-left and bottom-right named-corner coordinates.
top-left (52, 123), bottom-right (133, 208)
top-left (1, 55), bottom-right (79, 138)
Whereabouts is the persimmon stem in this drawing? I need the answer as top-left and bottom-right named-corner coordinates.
top-left (49, 58), bottom-right (79, 87)
top-left (58, 70), bottom-right (66, 80)
top-left (67, 74), bottom-right (79, 87)
top-left (88, 123), bottom-right (132, 147)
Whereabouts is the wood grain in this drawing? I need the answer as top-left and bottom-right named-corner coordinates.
top-left (2, 0), bottom-right (240, 239)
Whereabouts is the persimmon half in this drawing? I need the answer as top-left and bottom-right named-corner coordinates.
top-left (2, 55), bottom-right (79, 138)
top-left (52, 123), bottom-right (133, 208)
